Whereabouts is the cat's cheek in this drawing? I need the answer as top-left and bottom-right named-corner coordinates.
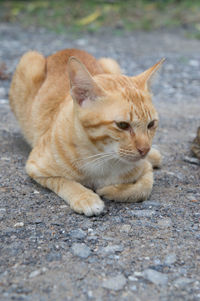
top-left (103, 140), bottom-right (119, 156)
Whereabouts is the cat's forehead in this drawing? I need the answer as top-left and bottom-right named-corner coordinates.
top-left (129, 102), bottom-right (157, 122)
top-left (117, 84), bottom-right (156, 122)
top-left (117, 100), bottom-right (156, 124)
top-left (96, 74), bottom-right (157, 121)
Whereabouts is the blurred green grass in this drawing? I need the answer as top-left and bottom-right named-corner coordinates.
top-left (1, 0), bottom-right (200, 36)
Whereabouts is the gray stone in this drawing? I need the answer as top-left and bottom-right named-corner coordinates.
top-left (71, 243), bottom-right (91, 258)
top-left (120, 224), bottom-right (131, 233)
top-left (0, 208), bottom-right (6, 220)
top-left (141, 269), bottom-right (168, 286)
top-left (100, 244), bottom-right (124, 255)
top-left (130, 210), bottom-right (156, 218)
top-left (128, 275), bottom-right (138, 281)
top-left (142, 201), bottom-right (161, 208)
top-left (174, 277), bottom-right (194, 287)
top-left (29, 268), bottom-right (47, 278)
top-left (69, 229), bottom-right (87, 239)
top-left (102, 274), bottom-right (127, 291)
top-left (14, 222), bottom-right (24, 227)
top-left (183, 156), bottom-right (200, 165)
top-left (157, 218), bottom-right (172, 228)
top-left (0, 99), bottom-right (7, 105)
top-left (186, 194), bottom-right (199, 201)
top-left (46, 251), bottom-right (62, 262)
top-left (164, 253), bottom-right (177, 265)
top-left (87, 235), bottom-right (98, 241)
top-left (29, 270), bottom-right (41, 278)
top-left (0, 87), bottom-right (6, 98)
top-left (189, 59), bottom-right (199, 67)
top-left (130, 285), bottom-right (137, 291)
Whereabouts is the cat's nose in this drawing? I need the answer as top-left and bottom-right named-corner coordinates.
top-left (137, 146), bottom-right (150, 157)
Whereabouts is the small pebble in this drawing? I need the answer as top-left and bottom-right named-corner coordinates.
top-left (187, 194), bottom-right (199, 201)
top-left (0, 99), bottom-right (8, 104)
top-left (0, 87), bottom-right (6, 98)
top-left (100, 244), bottom-right (124, 255)
top-left (33, 190), bottom-right (40, 194)
top-left (134, 271), bottom-right (143, 277)
top-left (29, 270), bottom-right (41, 278)
top-left (141, 269), bottom-right (168, 286)
top-left (142, 200), bottom-right (161, 208)
top-left (87, 291), bottom-right (93, 298)
top-left (14, 222), bottom-right (24, 228)
top-left (120, 224), bottom-right (131, 233)
top-left (128, 275), bottom-right (138, 281)
top-left (102, 274), bottom-right (127, 291)
top-left (60, 205), bottom-right (68, 209)
top-left (69, 229), bottom-right (87, 239)
top-left (76, 38), bottom-right (88, 46)
top-left (157, 218), bottom-right (172, 228)
top-left (154, 259), bottom-right (161, 265)
top-left (0, 208), bottom-right (6, 220)
top-left (130, 285), bottom-right (137, 291)
top-left (164, 253), bottom-right (177, 265)
top-left (130, 210), bottom-right (155, 218)
top-left (29, 267), bottom-right (47, 278)
top-left (46, 251), bottom-right (62, 262)
top-left (71, 243), bottom-right (91, 258)
top-left (183, 156), bottom-right (200, 165)
top-left (174, 277), bottom-right (194, 287)
top-left (189, 60), bottom-right (199, 67)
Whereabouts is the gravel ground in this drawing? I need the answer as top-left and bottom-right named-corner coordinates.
top-left (0, 23), bottom-right (200, 301)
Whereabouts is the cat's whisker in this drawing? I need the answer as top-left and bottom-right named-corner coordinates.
top-left (73, 152), bottom-right (108, 163)
top-left (120, 148), bottom-right (136, 155)
top-left (119, 150), bottom-right (136, 157)
top-left (80, 152), bottom-right (116, 169)
top-left (73, 153), bottom-right (110, 167)
top-left (112, 156), bottom-right (121, 169)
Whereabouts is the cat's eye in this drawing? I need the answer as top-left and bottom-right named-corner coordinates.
top-left (148, 120), bottom-right (156, 129)
top-left (116, 121), bottom-right (130, 130)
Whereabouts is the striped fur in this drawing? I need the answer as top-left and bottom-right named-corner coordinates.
top-left (9, 48), bottom-right (163, 216)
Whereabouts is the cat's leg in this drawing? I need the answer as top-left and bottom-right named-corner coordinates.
top-left (97, 161), bottom-right (153, 202)
top-left (98, 58), bottom-right (121, 74)
top-left (26, 160), bottom-right (104, 216)
top-left (147, 148), bottom-right (162, 168)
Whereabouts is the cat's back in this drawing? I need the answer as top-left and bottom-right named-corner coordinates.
top-left (46, 48), bottom-right (103, 79)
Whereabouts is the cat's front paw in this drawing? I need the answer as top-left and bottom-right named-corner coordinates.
top-left (147, 148), bottom-right (162, 168)
top-left (97, 185), bottom-right (120, 201)
top-left (71, 193), bottom-right (105, 216)
top-left (97, 183), bottom-right (151, 203)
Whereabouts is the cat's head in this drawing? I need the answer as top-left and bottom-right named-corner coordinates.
top-left (67, 57), bottom-right (164, 163)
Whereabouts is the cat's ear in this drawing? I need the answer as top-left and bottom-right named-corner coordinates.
top-left (134, 58), bottom-right (165, 91)
top-left (67, 57), bottom-right (104, 106)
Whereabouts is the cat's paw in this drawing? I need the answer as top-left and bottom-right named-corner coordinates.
top-left (97, 185), bottom-right (120, 201)
top-left (147, 148), bottom-right (162, 168)
top-left (71, 193), bottom-right (105, 216)
top-left (97, 183), bottom-right (151, 203)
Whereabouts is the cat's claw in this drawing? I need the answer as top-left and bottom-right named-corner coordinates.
top-left (70, 195), bottom-right (105, 216)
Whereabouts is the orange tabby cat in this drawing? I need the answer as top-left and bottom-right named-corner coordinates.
top-left (9, 49), bottom-right (163, 216)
